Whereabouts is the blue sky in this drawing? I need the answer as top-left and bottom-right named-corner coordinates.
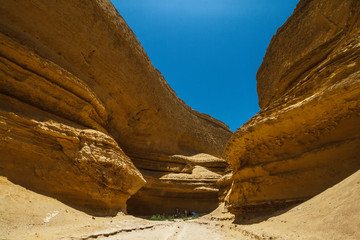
top-left (110, 0), bottom-right (299, 131)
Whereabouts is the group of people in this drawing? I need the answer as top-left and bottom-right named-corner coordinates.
top-left (174, 208), bottom-right (196, 218)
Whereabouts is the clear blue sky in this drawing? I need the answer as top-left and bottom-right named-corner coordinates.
top-left (110, 0), bottom-right (299, 131)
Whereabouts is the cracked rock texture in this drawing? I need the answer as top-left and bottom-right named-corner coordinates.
top-left (0, 0), bottom-right (231, 214)
top-left (225, 0), bottom-right (360, 214)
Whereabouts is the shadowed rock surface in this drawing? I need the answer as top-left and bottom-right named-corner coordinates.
top-left (0, 0), bottom-right (231, 214)
top-left (225, 0), bottom-right (360, 214)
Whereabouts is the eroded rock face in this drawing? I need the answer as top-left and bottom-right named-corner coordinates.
top-left (225, 0), bottom-right (360, 214)
top-left (0, 0), bottom-right (231, 214)
top-left (0, 33), bottom-right (145, 215)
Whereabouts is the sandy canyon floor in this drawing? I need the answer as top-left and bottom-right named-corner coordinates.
top-left (1, 170), bottom-right (360, 240)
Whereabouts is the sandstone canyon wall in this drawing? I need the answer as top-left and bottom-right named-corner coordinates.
top-left (225, 0), bottom-right (360, 215)
top-left (0, 0), bottom-right (232, 215)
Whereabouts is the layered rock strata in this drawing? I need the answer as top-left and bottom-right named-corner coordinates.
top-left (128, 153), bottom-right (229, 214)
top-left (0, 0), bottom-right (231, 214)
top-left (225, 0), bottom-right (360, 214)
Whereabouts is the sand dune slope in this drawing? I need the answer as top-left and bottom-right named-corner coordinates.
top-left (241, 170), bottom-right (360, 239)
top-left (1, 170), bottom-right (359, 239)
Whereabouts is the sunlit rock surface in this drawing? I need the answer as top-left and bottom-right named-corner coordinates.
top-left (0, 0), bottom-right (231, 214)
top-left (225, 0), bottom-right (360, 214)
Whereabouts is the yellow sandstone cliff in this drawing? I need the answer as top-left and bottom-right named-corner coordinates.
top-left (225, 0), bottom-right (360, 215)
top-left (0, 0), bottom-right (231, 215)
top-left (2, 0), bottom-right (358, 220)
